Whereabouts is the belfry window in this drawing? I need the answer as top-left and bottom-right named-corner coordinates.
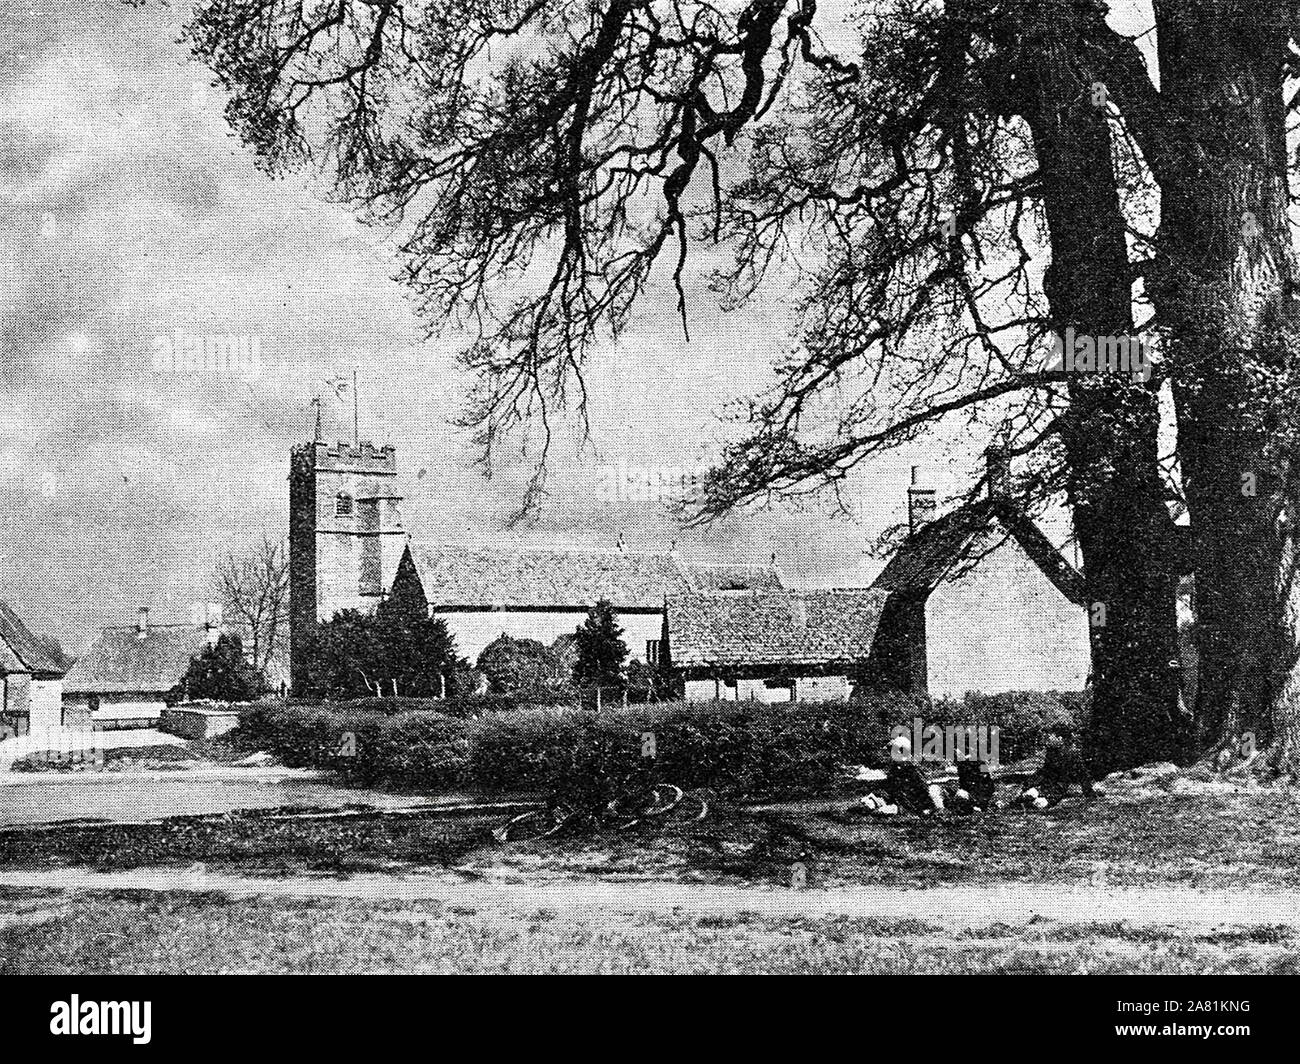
top-left (335, 493), bottom-right (354, 517)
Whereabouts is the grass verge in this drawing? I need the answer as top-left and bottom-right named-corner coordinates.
top-left (2, 889), bottom-right (1296, 974)
top-left (1, 788), bottom-right (1299, 891)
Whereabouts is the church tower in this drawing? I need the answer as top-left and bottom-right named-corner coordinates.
top-left (288, 437), bottom-right (405, 691)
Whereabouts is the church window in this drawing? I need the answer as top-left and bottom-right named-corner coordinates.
top-left (335, 493), bottom-right (353, 517)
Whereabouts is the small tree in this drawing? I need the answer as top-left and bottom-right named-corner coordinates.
top-left (294, 610), bottom-right (381, 698)
top-left (295, 609), bottom-right (462, 699)
top-left (373, 612), bottom-right (461, 698)
top-left (626, 659), bottom-right (662, 704)
top-left (179, 634), bottom-right (263, 703)
top-left (447, 664), bottom-right (488, 699)
top-left (476, 634), bottom-right (571, 701)
top-left (573, 600), bottom-right (628, 693)
top-left (214, 533), bottom-right (289, 678)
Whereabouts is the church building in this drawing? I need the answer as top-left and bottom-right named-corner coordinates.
top-left (287, 436), bottom-right (780, 688)
top-left (289, 434), bottom-right (1091, 701)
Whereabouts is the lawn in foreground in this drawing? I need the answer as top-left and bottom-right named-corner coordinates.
top-left (3, 785), bottom-right (1298, 892)
top-left (2, 888), bottom-right (1298, 974)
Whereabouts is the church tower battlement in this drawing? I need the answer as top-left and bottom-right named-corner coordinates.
top-left (289, 438), bottom-right (405, 691)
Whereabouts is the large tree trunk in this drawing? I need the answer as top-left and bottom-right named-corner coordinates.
top-left (1014, 1), bottom-right (1187, 772)
top-left (1147, 1), bottom-right (1300, 772)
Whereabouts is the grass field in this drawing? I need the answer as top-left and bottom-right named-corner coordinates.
top-left (3, 772), bottom-right (1297, 973)
top-left (3, 785), bottom-right (1299, 891)
top-left (2, 886), bottom-right (1297, 974)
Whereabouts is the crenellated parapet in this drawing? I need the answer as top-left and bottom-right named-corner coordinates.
top-left (308, 440), bottom-right (397, 474)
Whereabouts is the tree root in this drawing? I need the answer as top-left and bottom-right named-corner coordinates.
top-left (1193, 735), bottom-right (1300, 783)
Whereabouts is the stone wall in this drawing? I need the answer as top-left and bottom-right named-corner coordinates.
top-left (924, 529), bottom-right (1090, 698)
top-left (62, 692), bottom-right (168, 726)
top-left (28, 677), bottom-right (63, 731)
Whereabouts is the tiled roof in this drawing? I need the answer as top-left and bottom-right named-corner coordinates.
top-left (666, 588), bottom-right (889, 669)
top-left (681, 562), bottom-right (784, 593)
top-left (871, 499), bottom-right (1087, 606)
top-left (64, 624), bottom-right (211, 695)
top-left (408, 544), bottom-right (781, 610)
top-left (0, 600), bottom-right (66, 676)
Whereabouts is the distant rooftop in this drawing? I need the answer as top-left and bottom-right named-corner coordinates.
top-left (64, 624), bottom-right (210, 695)
top-left (666, 588), bottom-right (889, 669)
top-left (407, 544), bottom-right (783, 610)
top-left (0, 600), bottom-right (66, 677)
top-left (872, 498), bottom-right (1087, 606)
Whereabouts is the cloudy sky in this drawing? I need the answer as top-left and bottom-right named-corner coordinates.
top-left (0, 0), bottom-right (1150, 653)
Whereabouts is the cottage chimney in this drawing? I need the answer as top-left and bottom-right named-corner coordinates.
top-left (136, 606), bottom-right (149, 639)
top-left (985, 446), bottom-right (1010, 499)
top-left (907, 466), bottom-right (937, 534)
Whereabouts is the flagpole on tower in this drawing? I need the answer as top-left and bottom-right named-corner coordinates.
top-left (353, 369), bottom-right (359, 447)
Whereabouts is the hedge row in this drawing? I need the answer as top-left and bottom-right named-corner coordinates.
top-left (239, 689), bottom-right (1087, 799)
top-left (284, 693), bottom-right (573, 719)
top-left (237, 703), bottom-right (468, 789)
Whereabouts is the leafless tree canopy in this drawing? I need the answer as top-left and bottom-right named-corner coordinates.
top-left (214, 532), bottom-right (290, 677)
top-left (188, 1), bottom-right (1153, 518)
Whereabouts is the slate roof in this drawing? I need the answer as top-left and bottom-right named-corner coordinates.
top-left (666, 588), bottom-right (889, 669)
top-left (0, 600), bottom-right (66, 676)
top-left (871, 499), bottom-right (1088, 606)
top-left (681, 562), bottom-right (783, 593)
top-left (63, 624), bottom-right (211, 695)
top-left (408, 545), bottom-right (782, 610)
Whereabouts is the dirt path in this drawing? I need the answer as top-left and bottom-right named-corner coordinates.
top-left (2, 867), bottom-right (1297, 929)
